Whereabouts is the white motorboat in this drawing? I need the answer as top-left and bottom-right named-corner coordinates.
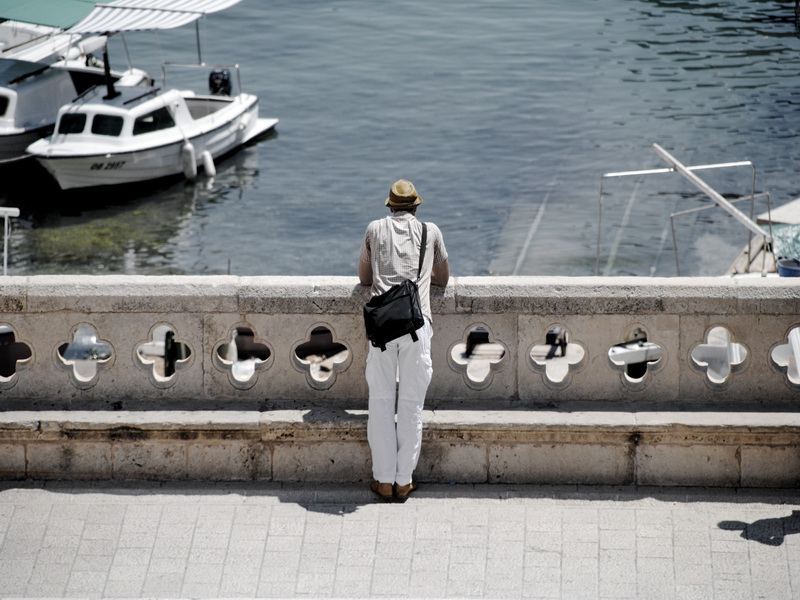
top-left (608, 340), bottom-right (663, 365)
top-left (27, 70), bottom-right (277, 189)
top-left (23, 0), bottom-right (277, 189)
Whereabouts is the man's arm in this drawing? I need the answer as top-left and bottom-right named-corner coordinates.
top-left (359, 260), bottom-right (373, 286)
top-left (431, 259), bottom-right (449, 287)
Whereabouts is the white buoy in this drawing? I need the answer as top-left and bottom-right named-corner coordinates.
top-left (181, 141), bottom-right (197, 180)
top-left (201, 150), bottom-right (216, 177)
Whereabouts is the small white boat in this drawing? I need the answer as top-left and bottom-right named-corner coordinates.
top-left (608, 340), bottom-right (663, 365)
top-left (27, 72), bottom-right (277, 189)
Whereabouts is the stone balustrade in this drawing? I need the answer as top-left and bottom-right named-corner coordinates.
top-left (0, 275), bottom-right (798, 485)
top-left (0, 275), bottom-right (797, 406)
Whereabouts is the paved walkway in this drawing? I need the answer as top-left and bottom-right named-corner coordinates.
top-left (1, 482), bottom-right (799, 599)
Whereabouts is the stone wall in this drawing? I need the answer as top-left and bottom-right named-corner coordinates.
top-left (0, 275), bottom-right (798, 486)
top-left (0, 275), bottom-right (796, 408)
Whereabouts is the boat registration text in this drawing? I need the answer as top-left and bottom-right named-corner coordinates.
top-left (90, 161), bottom-right (126, 171)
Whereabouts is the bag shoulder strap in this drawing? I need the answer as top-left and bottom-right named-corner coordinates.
top-left (416, 222), bottom-right (428, 282)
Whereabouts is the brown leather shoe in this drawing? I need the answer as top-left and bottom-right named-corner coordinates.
top-left (394, 482), bottom-right (417, 501)
top-left (370, 481), bottom-right (392, 501)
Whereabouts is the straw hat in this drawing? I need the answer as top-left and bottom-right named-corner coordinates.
top-left (385, 179), bottom-right (423, 208)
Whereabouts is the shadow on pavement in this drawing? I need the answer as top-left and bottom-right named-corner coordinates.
top-left (718, 510), bottom-right (800, 546)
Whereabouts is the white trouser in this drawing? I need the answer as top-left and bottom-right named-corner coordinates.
top-left (365, 320), bottom-right (433, 486)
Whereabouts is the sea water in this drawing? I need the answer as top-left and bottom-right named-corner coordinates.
top-left (3, 0), bottom-right (800, 277)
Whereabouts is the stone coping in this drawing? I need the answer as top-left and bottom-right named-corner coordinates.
top-left (2, 274), bottom-right (798, 314)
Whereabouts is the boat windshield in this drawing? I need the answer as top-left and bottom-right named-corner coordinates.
top-left (91, 114), bottom-right (124, 137)
top-left (58, 113), bottom-right (86, 134)
top-left (133, 107), bottom-right (175, 135)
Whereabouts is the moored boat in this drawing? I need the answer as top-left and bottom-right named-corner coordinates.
top-left (27, 76), bottom-right (277, 189)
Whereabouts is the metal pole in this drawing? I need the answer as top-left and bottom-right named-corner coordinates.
top-left (195, 20), bottom-right (202, 65)
top-left (602, 162), bottom-right (753, 180)
top-left (119, 32), bottom-right (132, 69)
top-left (3, 215), bottom-right (8, 276)
top-left (595, 160), bottom-right (756, 276)
top-left (0, 207), bottom-right (20, 276)
top-left (745, 166), bottom-right (757, 269)
top-left (670, 214), bottom-right (680, 276)
top-left (668, 193), bottom-right (772, 275)
top-left (595, 179), bottom-right (604, 275)
top-left (652, 144), bottom-right (771, 244)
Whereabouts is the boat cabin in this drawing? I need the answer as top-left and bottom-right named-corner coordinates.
top-left (50, 85), bottom-right (235, 146)
top-left (0, 58), bottom-right (76, 133)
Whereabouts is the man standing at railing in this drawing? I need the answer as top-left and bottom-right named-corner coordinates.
top-left (359, 179), bottom-right (450, 502)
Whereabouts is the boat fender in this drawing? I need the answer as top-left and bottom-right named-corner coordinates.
top-left (201, 150), bottom-right (216, 177)
top-left (181, 142), bottom-right (197, 180)
top-left (239, 112), bottom-right (251, 131)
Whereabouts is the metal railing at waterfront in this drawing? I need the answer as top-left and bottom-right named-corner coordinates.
top-left (596, 144), bottom-right (776, 277)
top-left (0, 206), bottom-right (18, 277)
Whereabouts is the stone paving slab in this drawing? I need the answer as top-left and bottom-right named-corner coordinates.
top-left (0, 481), bottom-right (799, 599)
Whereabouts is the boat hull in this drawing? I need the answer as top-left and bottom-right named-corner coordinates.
top-left (0, 125), bottom-right (52, 163)
top-left (31, 95), bottom-right (276, 190)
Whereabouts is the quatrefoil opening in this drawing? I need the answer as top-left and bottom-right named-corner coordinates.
top-left (608, 326), bottom-right (663, 384)
top-left (214, 326), bottom-right (272, 389)
top-left (690, 325), bottom-right (747, 385)
top-left (292, 325), bottom-right (350, 390)
top-left (770, 326), bottom-right (800, 385)
top-left (528, 325), bottom-right (585, 387)
top-left (57, 324), bottom-right (113, 387)
top-left (0, 324), bottom-right (32, 387)
top-left (136, 324), bottom-right (192, 387)
top-left (449, 325), bottom-right (507, 389)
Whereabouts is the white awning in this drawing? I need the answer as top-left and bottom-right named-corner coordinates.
top-left (67, 0), bottom-right (243, 34)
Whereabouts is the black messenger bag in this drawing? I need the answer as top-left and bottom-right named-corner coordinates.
top-left (363, 223), bottom-right (427, 352)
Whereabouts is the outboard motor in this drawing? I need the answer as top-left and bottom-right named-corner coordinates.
top-left (208, 69), bottom-right (231, 96)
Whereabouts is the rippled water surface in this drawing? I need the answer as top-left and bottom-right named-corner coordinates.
top-left (3, 0), bottom-right (800, 277)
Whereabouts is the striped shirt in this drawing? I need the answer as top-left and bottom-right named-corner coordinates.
top-left (359, 212), bottom-right (448, 322)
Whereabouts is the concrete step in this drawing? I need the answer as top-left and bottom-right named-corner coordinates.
top-left (1, 409), bottom-right (798, 488)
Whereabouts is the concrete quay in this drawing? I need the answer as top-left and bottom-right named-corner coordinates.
top-left (1, 480), bottom-right (800, 599)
